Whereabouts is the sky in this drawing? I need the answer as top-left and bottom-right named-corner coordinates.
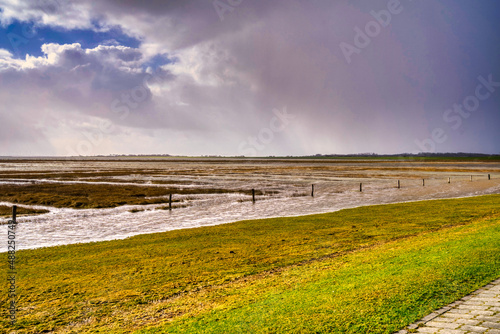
top-left (0, 0), bottom-right (499, 156)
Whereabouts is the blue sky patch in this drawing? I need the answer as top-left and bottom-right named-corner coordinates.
top-left (0, 20), bottom-right (141, 58)
top-left (142, 53), bottom-right (174, 71)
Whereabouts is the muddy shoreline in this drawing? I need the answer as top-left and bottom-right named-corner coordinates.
top-left (0, 158), bottom-right (499, 252)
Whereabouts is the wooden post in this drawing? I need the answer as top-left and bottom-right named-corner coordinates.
top-left (488, 174), bottom-right (491, 180)
top-left (422, 179), bottom-right (425, 186)
top-left (470, 175), bottom-right (472, 182)
top-left (311, 184), bottom-right (314, 197)
top-left (252, 189), bottom-right (255, 203)
top-left (397, 180), bottom-right (400, 189)
top-left (359, 183), bottom-right (362, 192)
top-left (12, 205), bottom-right (17, 222)
top-left (448, 177), bottom-right (451, 184)
top-left (169, 194), bottom-right (172, 210)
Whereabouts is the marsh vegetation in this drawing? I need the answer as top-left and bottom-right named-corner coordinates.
top-left (0, 195), bottom-right (498, 333)
top-left (0, 157), bottom-right (499, 250)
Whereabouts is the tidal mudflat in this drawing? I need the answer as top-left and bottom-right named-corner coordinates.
top-left (0, 157), bottom-right (499, 251)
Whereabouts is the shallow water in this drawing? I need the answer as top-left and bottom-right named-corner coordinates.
top-left (0, 158), bottom-right (499, 252)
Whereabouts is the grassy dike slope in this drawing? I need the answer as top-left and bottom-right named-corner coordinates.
top-left (1, 195), bottom-right (499, 333)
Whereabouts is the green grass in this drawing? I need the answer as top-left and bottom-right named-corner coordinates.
top-left (156, 214), bottom-right (500, 333)
top-left (0, 195), bottom-right (499, 333)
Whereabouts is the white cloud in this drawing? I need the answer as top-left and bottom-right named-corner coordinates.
top-left (0, 0), bottom-right (94, 30)
top-left (0, 48), bottom-right (11, 57)
top-left (0, 0), bottom-right (498, 155)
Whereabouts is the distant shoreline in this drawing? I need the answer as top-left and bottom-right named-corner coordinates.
top-left (0, 153), bottom-right (500, 162)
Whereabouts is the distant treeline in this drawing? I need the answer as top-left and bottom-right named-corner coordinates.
top-left (89, 153), bottom-right (500, 160)
top-left (304, 153), bottom-right (499, 158)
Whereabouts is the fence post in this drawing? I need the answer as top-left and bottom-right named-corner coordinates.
top-left (398, 180), bottom-right (400, 189)
top-left (311, 184), bottom-right (314, 197)
top-left (359, 183), bottom-right (362, 192)
top-left (169, 194), bottom-right (172, 210)
top-left (448, 177), bottom-right (451, 184)
top-left (252, 189), bottom-right (256, 203)
top-left (12, 205), bottom-right (17, 222)
top-left (470, 175), bottom-right (472, 182)
top-left (422, 179), bottom-right (425, 186)
top-left (488, 174), bottom-right (491, 180)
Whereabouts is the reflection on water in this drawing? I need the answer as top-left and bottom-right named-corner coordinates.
top-left (0, 158), bottom-right (499, 251)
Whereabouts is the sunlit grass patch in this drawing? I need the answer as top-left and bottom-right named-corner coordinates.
top-left (158, 216), bottom-right (500, 333)
top-left (0, 195), bottom-right (498, 333)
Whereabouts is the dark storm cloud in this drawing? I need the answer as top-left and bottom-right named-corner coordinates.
top-left (0, 0), bottom-right (499, 155)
